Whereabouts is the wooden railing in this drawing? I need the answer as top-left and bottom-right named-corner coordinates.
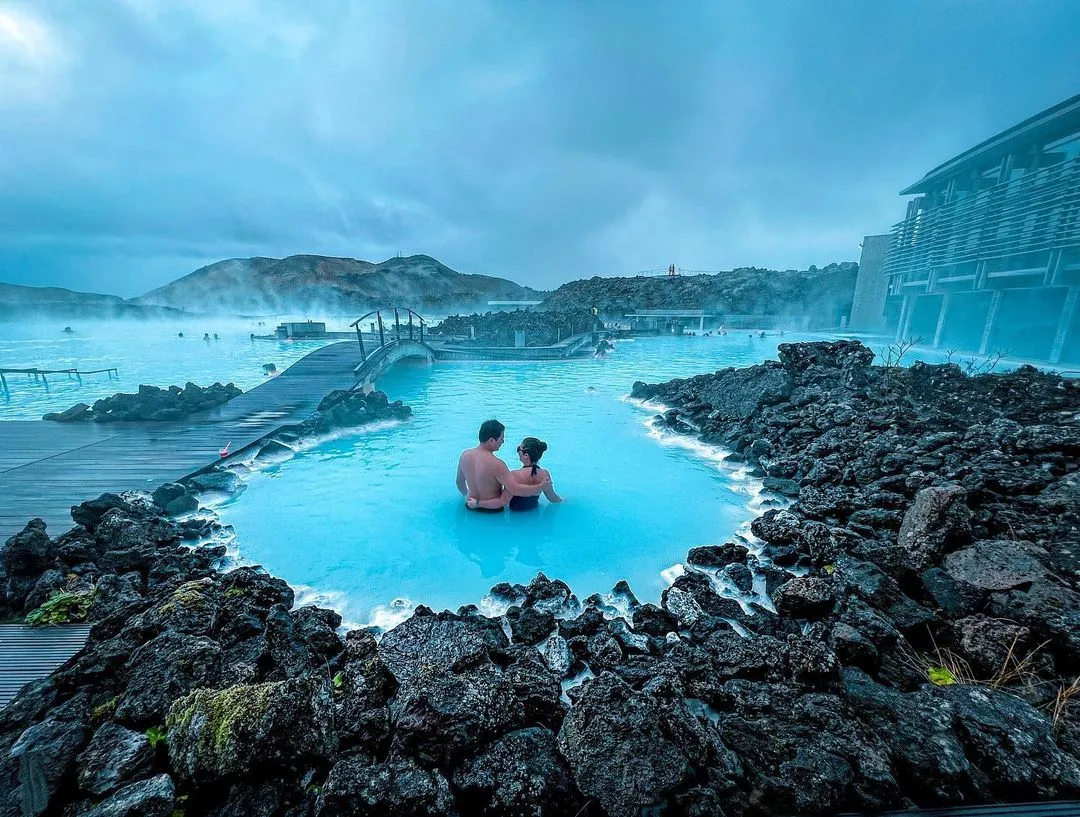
top-left (0, 367), bottom-right (118, 392)
top-left (348, 308), bottom-right (428, 359)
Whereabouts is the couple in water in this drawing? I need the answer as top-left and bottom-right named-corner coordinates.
top-left (457, 419), bottom-right (562, 512)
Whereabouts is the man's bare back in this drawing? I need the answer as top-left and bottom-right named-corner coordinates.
top-left (458, 446), bottom-right (509, 502)
top-left (457, 419), bottom-right (548, 508)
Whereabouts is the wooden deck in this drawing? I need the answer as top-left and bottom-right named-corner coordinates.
top-left (0, 341), bottom-right (361, 542)
top-left (0, 624), bottom-right (91, 710)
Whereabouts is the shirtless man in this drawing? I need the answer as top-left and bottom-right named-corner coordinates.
top-left (456, 419), bottom-right (546, 512)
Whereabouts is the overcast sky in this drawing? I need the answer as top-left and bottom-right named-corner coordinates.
top-left (1, 0), bottom-right (1077, 297)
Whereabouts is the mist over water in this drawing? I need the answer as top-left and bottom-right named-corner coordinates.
top-left (0, 317), bottom-right (347, 420)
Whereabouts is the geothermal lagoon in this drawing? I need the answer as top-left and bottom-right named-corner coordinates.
top-left (1, 321), bottom-right (1032, 629)
top-left (213, 333), bottom-right (818, 627)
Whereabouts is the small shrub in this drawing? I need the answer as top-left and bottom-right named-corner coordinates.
top-left (146, 726), bottom-right (168, 750)
top-left (928, 666), bottom-right (957, 686)
top-left (876, 336), bottom-right (922, 396)
top-left (25, 588), bottom-right (95, 626)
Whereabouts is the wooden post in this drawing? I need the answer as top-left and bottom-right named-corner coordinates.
top-left (408, 311), bottom-right (414, 340)
top-left (394, 308), bottom-right (401, 342)
top-left (0, 371), bottom-right (7, 392)
top-left (356, 325), bottom-right (366, 358)
top-left (420, 320), bottom-right (424, 343)
top-left (377, 313), bottom-right (385, 347)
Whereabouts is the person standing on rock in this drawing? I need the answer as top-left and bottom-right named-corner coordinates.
top-left (457, 419), bottom-right (547, 513)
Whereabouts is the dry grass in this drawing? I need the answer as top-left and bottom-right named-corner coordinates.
top-left (902, 628), bottom-right (1080, 736)
top-left (1048, 677), bottom-right (1080, 734)
top-left (902, 627), bottom-right (1049, 693)
top-left (900, 634), bottom-right (973, 687)
top-left (985, 632), bottom-right (1051, 691)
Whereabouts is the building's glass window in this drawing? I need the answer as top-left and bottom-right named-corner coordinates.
top-left (984, 250), bottom-right (1051, 274)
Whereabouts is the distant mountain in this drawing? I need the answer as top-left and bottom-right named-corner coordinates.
top-left (130, 254), bottom-right (546, 315)
top-left (0, 282), bottom-right (184, 321)
top-left (540, 263), bottom-right (859, 325)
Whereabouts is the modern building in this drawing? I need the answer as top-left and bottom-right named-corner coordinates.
top-left (849, 234), bottom-right (893, 332)
top-left (877, 93), bottom-right (1080, 365)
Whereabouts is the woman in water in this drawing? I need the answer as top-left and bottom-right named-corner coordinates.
top-left (467, 436), bottom-right (562, 511)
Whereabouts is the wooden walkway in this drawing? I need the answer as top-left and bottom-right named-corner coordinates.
top-left (0, 341), bottom-right (361, 542)
top-left (0, 624), bottom-right (91, 710)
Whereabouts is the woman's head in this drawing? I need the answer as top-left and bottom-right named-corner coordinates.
top-left (516, 437), bottom-right (547, 466)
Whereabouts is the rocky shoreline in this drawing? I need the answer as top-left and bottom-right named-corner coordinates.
top-left (431, 309), bottom-right (602, 347)
top-left (44, 382), bottom-right (243, 423)
top-left (3, 341), bottom-right (1080, 816)
top-left (540, 263), bottom-right (857, 325)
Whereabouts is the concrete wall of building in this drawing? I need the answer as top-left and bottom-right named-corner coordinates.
top-left (849, 234), bottom-right (892, 331)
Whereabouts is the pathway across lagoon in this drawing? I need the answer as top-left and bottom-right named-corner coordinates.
top-left (0, 341), bottom-right (362, 541)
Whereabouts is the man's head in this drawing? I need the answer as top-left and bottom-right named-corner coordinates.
top-left (478, 418), bottom-right (505, 450)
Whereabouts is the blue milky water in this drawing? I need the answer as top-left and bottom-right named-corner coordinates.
top-left (214, 333), bottom-right (828, 627)
top-left (0, 318), bottom-right (339, 420)
top-left (3, 319), bottom-right (1033, 628)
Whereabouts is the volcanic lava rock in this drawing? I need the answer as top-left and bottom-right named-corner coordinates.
top-left (943, 539), bottom-right (1047, 591)
top-left (935, 684), bottom-right (1080, 798)
top-left (45, 382), bottom-right (241, 422)
top-left (116, 631), bottom-right (223, 725)
top-left (453, 727), bottom-right (584, 816)
top-left (686, 542), bottom-right (749, 568)
top-left (316, 755), bottom-right (454, 817)
top-left (717, 678), bottom-right (899, 815)
top-left (76, 722), bottom-right (155, 797)
top-left (772, 576), bottom-right (836, 618)
top-left (166, 677), bottom-right (337, 783)
top-left (557, 673), bottom-right (742, 816)
top-left (897, 484), bottom-right (972, 571)
top-left (2, 519), bottom-right (57, 611)
top-left (840, 667), bottom-right (971, 802)
top-left (304, 388), bottom-right (412, 436)
top-left (505, 605), bottom-right (555, 646)
top-left (378, 609), bottom-right (508, 685)
top-left (74, 774), bottom-right (176, 817)
top-left (390, 661), bottom-right (525, 768)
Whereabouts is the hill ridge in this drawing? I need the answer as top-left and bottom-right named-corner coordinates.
top-left (129, 253), bottom-right (543, 315)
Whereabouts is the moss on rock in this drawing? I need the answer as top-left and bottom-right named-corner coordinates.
top-left (166, 676), bottom-right (336, 782)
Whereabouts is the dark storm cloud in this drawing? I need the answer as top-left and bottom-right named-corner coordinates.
top-left (0, 0), bottom-right (1077, 296)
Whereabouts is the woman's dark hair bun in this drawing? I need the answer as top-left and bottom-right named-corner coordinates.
top-left (520, 437), bottom-right (547, 462)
